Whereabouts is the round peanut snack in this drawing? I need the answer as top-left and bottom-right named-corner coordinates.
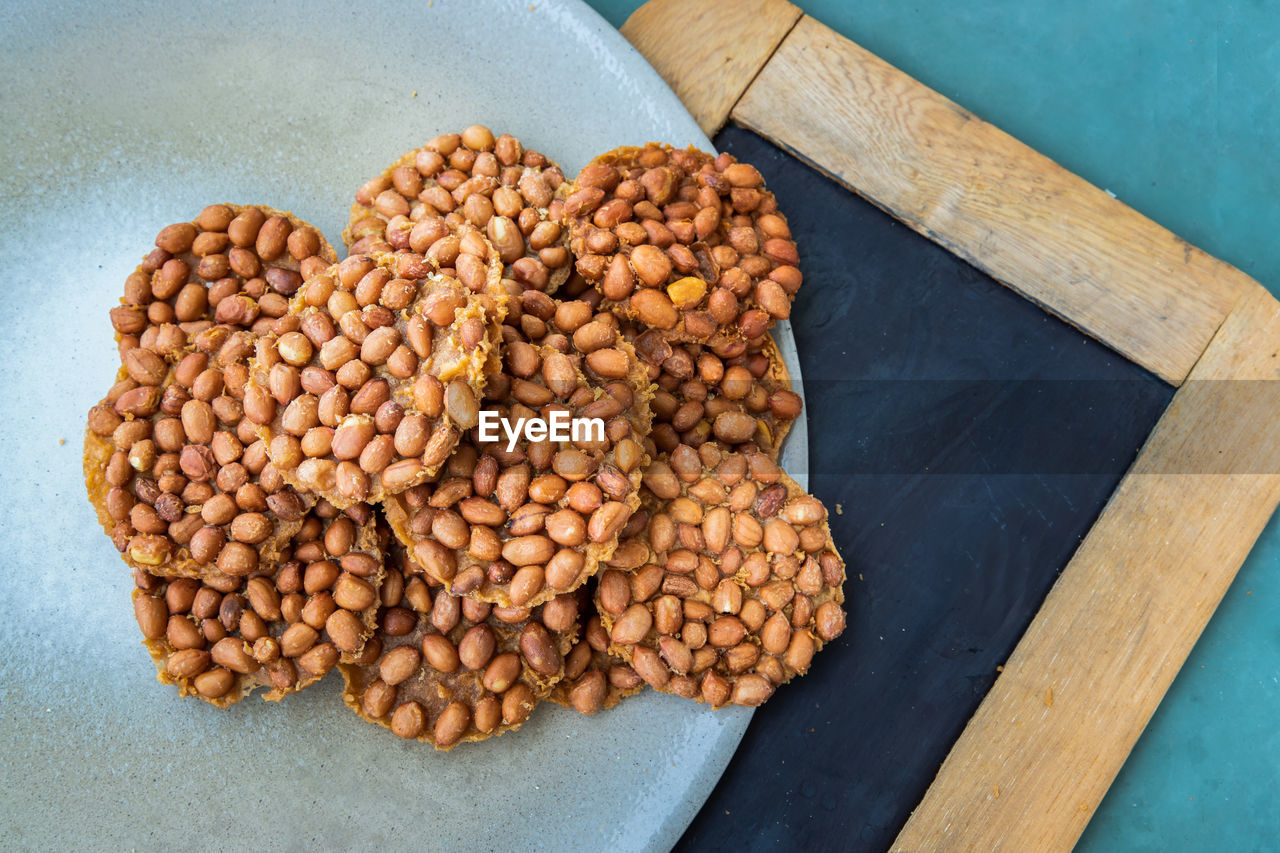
top-left (565, 144), bottom-right (801, 348)
top-left (109, 203), bottom-right (336, 363)
top-left (339, 543), bottom-right (578, 749)
top-left (85, 325), bottom-right (314, 578)
top-left (597, 443), bottom-right (847, 708)
top-left (344, 125), bottom-right (572, 294)
top-left (244, 224), bottom-right (507, 508)
top-left (382, 309), bottom-right (653, 607)
top-left (628, 326), bottom-right (802, 458)
top-left (130, 503), bottom-right (385, 706)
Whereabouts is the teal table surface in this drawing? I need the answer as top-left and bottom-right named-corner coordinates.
top-left (585, 1), bottom-right (1280, 849)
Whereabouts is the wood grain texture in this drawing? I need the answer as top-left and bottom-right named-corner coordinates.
top-left (731, 16), bottom-right (1251, 384)
top-left (893, 282), bottom-right (1280, 851)
top-left (621, 0), bottom-right (801, 136)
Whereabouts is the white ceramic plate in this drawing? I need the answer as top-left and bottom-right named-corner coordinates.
top-left (0, 1), bottom-right (806, 848)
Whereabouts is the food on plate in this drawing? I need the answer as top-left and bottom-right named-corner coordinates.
top-left (86, 138), bottom-right (845, 745)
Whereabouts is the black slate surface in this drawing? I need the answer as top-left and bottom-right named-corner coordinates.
top-left (674, 126), bottom-right (1173, 852)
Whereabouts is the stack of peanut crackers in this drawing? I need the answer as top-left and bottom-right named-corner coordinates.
top-left (84, 126), bottom-right (846, 749)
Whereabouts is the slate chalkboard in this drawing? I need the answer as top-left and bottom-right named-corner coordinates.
top-left (674, 127), bottom-right (1173, 852)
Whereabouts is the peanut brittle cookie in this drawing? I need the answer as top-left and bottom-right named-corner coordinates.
top-left (345, 125), bottom-right (572, 294)
top-left (597, 443), bottom-right (846, 707)
top-left (86, 327), bottom-right (313, 578)
top-left (130, 505), bottom-right (384, 706)
top-left (629, 327), bottom-right (802, 457)
top-left (108, 203), bottom-right (335, 360)
top-left (339, 543), bottom-right (578, 749)
top-left (565, 144), bottom-right (800, 348)
top-left (382, 306), bottom-right (652, 607)
top-left (244, 222), bottom-right (507, 508)
top-left (88, 206), bottom-right (337, 576)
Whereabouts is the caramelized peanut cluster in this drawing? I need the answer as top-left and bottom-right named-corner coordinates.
top-left (109, 203), bottom-right (334, 355)
top-left (628, 325), bottom-right (803, 456)
top-left (244, 223), bottom-right (506, 508)
top-left (132, 505), bottom-right (384, 706)
top-left (345, 126), bottom-right (572, 294)
top-left (598, 443), bottom-right (845, 708)
top-left (382, 301), bottom-right (652, 608)
top-left (339, 544), bottom-right (578, 748)
top-left (87, 203), bottom-right (334, 579)
top-left (565, 144), bottom-right (800, 349)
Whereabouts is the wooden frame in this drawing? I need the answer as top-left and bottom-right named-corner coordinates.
top-left (621, 1), bottom-right (1280, 850)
